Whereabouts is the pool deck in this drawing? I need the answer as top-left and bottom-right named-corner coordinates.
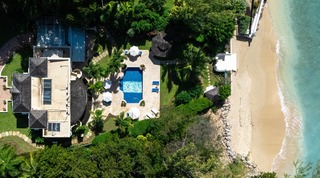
top-left (95, 50), bottom-right (161, 120)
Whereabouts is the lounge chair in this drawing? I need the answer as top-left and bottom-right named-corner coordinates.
top-left (152, 88), bottom-right (159, 93)
top-left (124, 50), bottom-right (129, 55)
top-left (146, 112), bottom-right (155, 119)
top-left (151, 108), bottom-right (159, 116)
top-left (152, 81), bottom-right (160, 85)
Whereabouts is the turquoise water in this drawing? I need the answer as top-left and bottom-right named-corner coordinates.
top-left (120, 68), bottom-right (143, 103)
top-left (289, 0), bottom-right (320, 164)
top-left (271, 0), bottom-right (320, 171)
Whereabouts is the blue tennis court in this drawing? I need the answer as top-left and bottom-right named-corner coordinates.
top-left (120, 68), bottom-right (143, 103)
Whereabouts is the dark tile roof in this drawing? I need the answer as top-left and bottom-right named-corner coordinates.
top-left (204, 87), bottom-right (220, 101)
top-left (29, 110), bottom-right (48, 129)
top-left (29, 57), bottom-right (48, 77)
top-left (70, 78), bottom-right (88, 125)
top-left (11, 74), bottom-right (31, 112)
top-left (151, 32), bottom-right (172, 58)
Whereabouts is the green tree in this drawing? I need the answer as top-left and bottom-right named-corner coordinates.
top-left (36, 145), bottom-right (98, 177)
top-left (107, 48), bottom-right (126, 76)
top-left (88, 80), bottom-right (105, 95)
top-left (219, 84), bottom-right (231, 100)
top-left (90, 109), bottom-right (105, 134)
top-left (179, 44), bottom-right (208, 81)
top-left (83, 62), bottom-right (104, 79)
top-left (175, 91), bottom-right (192, 105)
top-left (0, 145), bottom-right (24, 178)
top-left (115, 112), bottom-right (133, 136)
top-left (21, 152), bottom-right (38, 178)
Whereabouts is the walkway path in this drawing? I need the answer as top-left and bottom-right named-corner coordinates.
top-left (92, 50), bottom-right (109, 64)
top-left (0, 131), bottom-right (44, 149)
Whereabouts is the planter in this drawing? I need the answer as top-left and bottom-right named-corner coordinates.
top-left (140, 64), bottom-right (146, 71)
top-left (139, 100), bottom-right (145, 107)
top-left (121, 100), bottom-right (127, 107)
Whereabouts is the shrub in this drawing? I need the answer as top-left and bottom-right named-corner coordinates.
top-left (220, 84), bottom-right (231, 100)
top-left (35, 137), bottom-right (45, 144)
top-left (176, 97), bottom-right (213, 116)
top-left (175, 91), bottom-right (192, 105)
top-left (128, 120), bottom-right (154, 137)
top-left (92, 132), bottom-right (114, 145)
top-left (189, 85), bottom-right (203, 98)
top-left (73, 125), bottom-right (89, 137)
top-left (238, 15), bottom-right (251, 35)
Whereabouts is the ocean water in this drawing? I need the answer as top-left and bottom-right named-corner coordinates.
top-left (269, 0), bottom-right (320, 175)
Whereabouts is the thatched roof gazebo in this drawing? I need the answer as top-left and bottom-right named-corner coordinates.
top-left (204, 86), bottom-right (220, 102)
top-left (151, 32), bottom-right (172, 58)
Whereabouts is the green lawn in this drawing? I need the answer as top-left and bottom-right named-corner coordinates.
top-left (160, 65), bottom-right (180, 106)
top-left (97, 55), bottom-right (112, 67)
top-left (0, 136), bottom-right (37, 155)
top-left (103, 118), bottom-right (117, 132)
top-left (0, 102), bottom-right (30, 135)
top-left (1, 47), bottom-right (32, 86)
top-left (1, 54), bottom-right (24, 86)
top-left (123, 37), bottom-right (152, 51)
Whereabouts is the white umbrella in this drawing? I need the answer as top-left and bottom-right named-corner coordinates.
top-left (104, 79), bottom-right (112, 89)
top-left (128, 107), bottom-right (140, 119)
top-left (129, 46), bottom-right (140, 56)
top-left (102, 92), bottom-right (113, 102)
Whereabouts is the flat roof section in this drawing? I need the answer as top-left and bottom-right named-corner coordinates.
top-left (31, 57), bottom-right (71, 138)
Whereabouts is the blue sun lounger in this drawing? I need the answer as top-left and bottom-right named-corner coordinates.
top-left (152, 81), bottom-right (160, 85)
top-left (152, 88), bottom-right (159, 93)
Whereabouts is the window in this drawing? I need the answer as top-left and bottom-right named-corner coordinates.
top-left (48, 123), bottom-right (60, 132)
top-left (43, 79), bottom-right (52, 104)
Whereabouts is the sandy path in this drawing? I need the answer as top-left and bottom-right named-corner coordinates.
top-left (229, 3), bottom-right (285, 172)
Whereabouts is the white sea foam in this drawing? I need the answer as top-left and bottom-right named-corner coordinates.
top-left (272, 37), bottom-right (302, 176)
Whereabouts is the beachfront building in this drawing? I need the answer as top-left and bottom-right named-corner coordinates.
top-left (11, 17), bottom-right (87, 138)
top-left (214, 53), bottom-right (237, 72)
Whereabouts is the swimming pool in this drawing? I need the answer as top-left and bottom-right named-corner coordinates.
top-left (120, 68), bottom-right (143, 103)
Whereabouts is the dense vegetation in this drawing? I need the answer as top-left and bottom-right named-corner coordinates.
top-left (0, 0), bottom-right (265, 177)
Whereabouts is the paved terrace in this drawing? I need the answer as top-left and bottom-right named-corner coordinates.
top-left (95, 50), bottom-right (160, 120)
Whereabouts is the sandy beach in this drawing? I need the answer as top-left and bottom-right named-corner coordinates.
top-left (229, 3), bottom-right (285, 172)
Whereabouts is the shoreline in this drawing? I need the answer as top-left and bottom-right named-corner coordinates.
top-left (228, 2), bottom-right (286, 172)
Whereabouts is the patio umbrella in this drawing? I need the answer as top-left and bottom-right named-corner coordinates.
top-left (129, 46), bottom-right (140, 56)
top-left (104, 79), bottom-right (112, 89)
top-left (128, 107), bottom-right (140, 119)
top-left (102, 92), bottom-right (113, 102)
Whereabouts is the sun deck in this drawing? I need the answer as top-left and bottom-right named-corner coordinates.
top-left (31, 57), bottom-right (71, 137)
top-left (94, 50), bottom-right (160, 120)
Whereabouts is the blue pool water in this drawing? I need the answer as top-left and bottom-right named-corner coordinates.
top-left (120, 68), bottom-right (143, 103)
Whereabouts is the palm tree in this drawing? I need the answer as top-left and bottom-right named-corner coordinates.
top-left (0, 145), bottom-right (24, 177)
top-left (90, 109), bottom-right (105, 134)
top-left (179, 44), bottom-right (208, 81)
top-left (21, 152), bottom-right (38, 178)
top-left (115, 112), bottom-right (133, 135)
top-left (107, 48), bottom-right (126, 76)
top-left (83, 62), bottom-right (103, 79)
top-left (88, 80), bottom-right (105, 95)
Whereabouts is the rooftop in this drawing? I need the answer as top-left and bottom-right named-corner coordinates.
top-left (31, 57), bottom-right (71, 138)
